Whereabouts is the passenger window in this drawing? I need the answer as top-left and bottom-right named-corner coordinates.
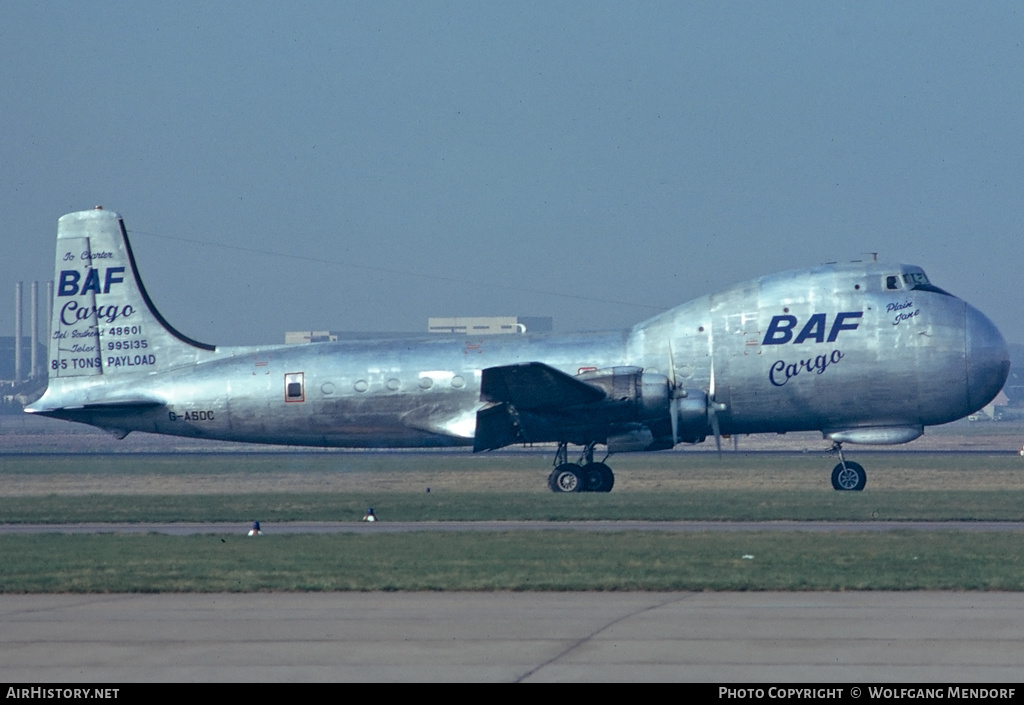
top-left (285, 372), bottom-right (305, 402)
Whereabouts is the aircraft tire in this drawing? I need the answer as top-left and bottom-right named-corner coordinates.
top-left (583, 462), bottom-right (615, 493)
top-left (831, 461), bottom-right (866, 491)
top-left (549, 464), bottom-right (585, 493)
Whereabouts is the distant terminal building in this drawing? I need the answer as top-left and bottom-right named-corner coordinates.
top-left (428, 316), bottom-right (553, 335)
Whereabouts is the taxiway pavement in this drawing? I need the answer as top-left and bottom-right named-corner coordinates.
top-left (2, 591), bottom-right (1021, 682)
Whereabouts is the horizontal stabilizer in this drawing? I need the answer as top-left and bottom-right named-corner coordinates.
top-left (81, 399), bottom-right (164, 410)
top-left (480, 362), bottom-right (605, 409)
top-left (27, 398), bottom-right (163, 414)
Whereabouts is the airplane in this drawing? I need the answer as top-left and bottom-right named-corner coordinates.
top-left (26, 207), bottom-right (1010, 492)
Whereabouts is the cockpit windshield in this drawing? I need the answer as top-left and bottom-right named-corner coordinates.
top-left (901, 269), bottom-right (951, 296)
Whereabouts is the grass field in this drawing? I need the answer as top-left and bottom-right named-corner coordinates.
top-left (2, 531), bottom-right (1022, 592)
top-left (1, 450), bottom-right (1023, 592)
top-left (3, 448), bottom-right (1024, 489)
top-left (4, 489), bottom-right (1024, 523)
top-left (2, 451), bottom-right (1023, 522)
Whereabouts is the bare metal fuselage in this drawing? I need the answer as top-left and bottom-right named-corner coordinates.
top-left (30, 211), bottom-right (1008, 456)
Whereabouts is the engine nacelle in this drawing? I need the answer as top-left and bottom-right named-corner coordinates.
top-left (573, 367), bottom-right (708, 451)
top-left (576, 366), bottom-right (671, 421)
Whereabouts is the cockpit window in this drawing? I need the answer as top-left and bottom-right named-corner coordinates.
top-left (902, 270), bottom-right (952, 296)
top-left (885, 275), bottom-right (902, 290)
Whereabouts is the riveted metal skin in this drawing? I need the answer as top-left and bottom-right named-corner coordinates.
top-left (28, 210), bottom-right (1010, 473)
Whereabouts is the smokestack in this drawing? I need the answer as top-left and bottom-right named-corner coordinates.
top-left (31, 281), bottom-right (39, 379)
top-left (14, 281), bottom-right (23, 384)
top-left (47, 280), bottom-right (54, 379)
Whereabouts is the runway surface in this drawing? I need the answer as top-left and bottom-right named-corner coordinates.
top-left (2, 591), bottom-right (1022, 682)
top-left (3, 520), bottom-right (1024, 534)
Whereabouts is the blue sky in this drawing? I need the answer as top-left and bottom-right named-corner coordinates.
top-left (3, 2), bottom-right (1022, 345)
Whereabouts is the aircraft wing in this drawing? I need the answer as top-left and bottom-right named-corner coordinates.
top-left (479, 362), bottom-right (605, 409)
top-left (475, 362), bottom-right (607, 452)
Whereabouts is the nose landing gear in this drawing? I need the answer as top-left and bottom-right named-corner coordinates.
top-left (830, 442), bottom-right (866, 491)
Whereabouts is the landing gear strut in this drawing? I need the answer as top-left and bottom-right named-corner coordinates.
top-left (547, 442), bottom-right (615, 493)
top-left (830, 442), bottom-right (866, 491)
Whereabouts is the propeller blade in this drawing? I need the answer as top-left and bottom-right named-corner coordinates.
top-left (708, 356), bottom-right (722, 456)
top-left (667, 341), bottom-right (677, 390)
top-left (668, 342), bottom-right (680, 445)
top-left (709, 356), bottom-right (716, 399)
top-left (710, 403), bottom-right (722, 456)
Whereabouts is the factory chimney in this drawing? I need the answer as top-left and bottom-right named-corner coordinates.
top-left (14, 282), bottom-right (23, 384)
top-left (31, 280), bottom-right (39, 378)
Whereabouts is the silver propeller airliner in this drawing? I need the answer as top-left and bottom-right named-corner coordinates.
top-left (27, 208), bottom-right (1010, 492)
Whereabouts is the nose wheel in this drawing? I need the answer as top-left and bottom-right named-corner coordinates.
top-left (830, 442), bottom-right (867, 491)
top-left (831, 461), bottom-right (866, 491)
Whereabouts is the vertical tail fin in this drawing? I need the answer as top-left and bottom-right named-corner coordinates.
top-left (42, 207), bottom-right (216, 386)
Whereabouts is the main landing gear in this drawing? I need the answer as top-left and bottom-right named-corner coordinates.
top-left (830, 441), bottom-right (866, 491)
top-left (548, 442), bottom-right (615, 493)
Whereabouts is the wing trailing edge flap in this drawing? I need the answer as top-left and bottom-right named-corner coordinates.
top-left (474, 362), bottom-right (606, 452)
top-left (473, 403), bottom-right (522, 452)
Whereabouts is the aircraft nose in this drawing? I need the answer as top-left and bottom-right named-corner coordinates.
top-left (965, 304), bottom-right (1009, 414)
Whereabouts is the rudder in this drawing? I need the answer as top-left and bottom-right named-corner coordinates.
top-left (47, 207), bottom-right (216, 380)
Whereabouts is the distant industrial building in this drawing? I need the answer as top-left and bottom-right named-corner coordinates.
top-left (0, 337), bottom-right (46, 385)
top-left (3, 281), bottom-right (49, 385)
top-left (427, 316), bottom-right (553, 335)
top-left (2, 281), bottom-right (50, 413)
